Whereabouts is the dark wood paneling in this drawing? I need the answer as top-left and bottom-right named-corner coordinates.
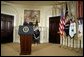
top-left (20, 35), bottom-right (32, 55)
top-left (49, 16), bottom-right (60, 44)
top-left (1, 14), bottom-right (14, 43)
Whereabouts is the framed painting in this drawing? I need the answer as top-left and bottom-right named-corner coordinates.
top-left (24, 10), bottom-right (40, 24)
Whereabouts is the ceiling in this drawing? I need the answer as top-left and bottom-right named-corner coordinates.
top-left (4, 1), bottom-right (67, 6)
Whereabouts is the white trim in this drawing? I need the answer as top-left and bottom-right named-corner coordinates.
top-left (1, 12), bottom-right (16, 43)
top-left (47, 15), bottom-right (52, 43)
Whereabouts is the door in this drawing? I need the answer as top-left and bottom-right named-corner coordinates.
top-left (49, 16), bottom-right (60, 44)
top-left (1, 14), bottom-right (14, 43)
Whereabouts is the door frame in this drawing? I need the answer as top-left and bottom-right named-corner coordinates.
top-left (1, 12), bottom-right (16, 43)
top-left (49, 16), bottom-right (60, 44)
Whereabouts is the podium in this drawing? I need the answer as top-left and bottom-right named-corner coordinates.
top-left (18, 25), bottom-right (34, 55)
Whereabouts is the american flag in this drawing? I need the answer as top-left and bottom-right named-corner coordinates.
top-left (59, 3), bottom-right (68, 36)
top-left (59, 8), bottom-right (65, 36)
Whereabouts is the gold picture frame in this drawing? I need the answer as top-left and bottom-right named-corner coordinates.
top-left (24, 10), bottom-right (40, 24)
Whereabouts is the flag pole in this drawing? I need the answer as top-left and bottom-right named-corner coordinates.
top-left (65, 2), bottom-right (69, 48)
top-left (67, 36), bottom-right (68, 47)
top-left (62, 35), bottom-right (64, 47)
top-left (73, 36), bottom-right (74, 49)
top-left (59, 4), bottom-right (65, 48)
top-left (59, 33), bottom-right (64, 48)
top-left (61, 36), bottom-right (63, 47)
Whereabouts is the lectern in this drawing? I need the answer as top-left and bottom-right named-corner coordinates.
top-left (18, 25), bottom-right (34, 55)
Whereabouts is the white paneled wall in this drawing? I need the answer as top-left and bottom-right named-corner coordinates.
top-left (1, 1), bottom-right (83, 48)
